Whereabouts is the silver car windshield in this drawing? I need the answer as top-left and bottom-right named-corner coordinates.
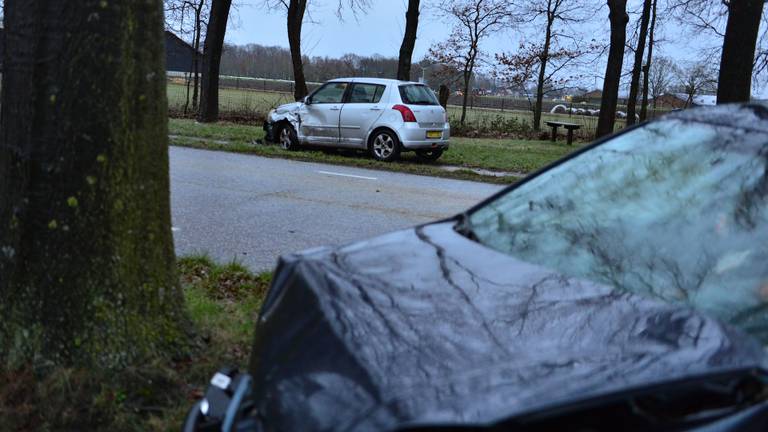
top-left (469, 118), bottom-right (768, 343)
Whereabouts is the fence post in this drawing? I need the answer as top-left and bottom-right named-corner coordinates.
top-left (501, 99), bottom-right (504, 112)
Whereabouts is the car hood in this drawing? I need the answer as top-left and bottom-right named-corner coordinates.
top-left (273, 101), bottom-right (303, 115)
top-left (250, 221), bottom-right (767, 431)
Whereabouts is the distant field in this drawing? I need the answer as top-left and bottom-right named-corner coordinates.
top-left (167, 82), bottom-right (621, 136)
top-left (167, 83), bottom-right (294, 113)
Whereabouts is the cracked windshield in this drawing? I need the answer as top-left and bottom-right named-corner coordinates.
top-left (470, 118), bottom-right (768, 342)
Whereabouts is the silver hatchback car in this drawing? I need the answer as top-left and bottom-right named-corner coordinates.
top-left (264, 78), bottom-right (450, 162)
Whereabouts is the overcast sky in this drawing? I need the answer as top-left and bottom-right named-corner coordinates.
top-left (223, 0), bottom-right (727, 92)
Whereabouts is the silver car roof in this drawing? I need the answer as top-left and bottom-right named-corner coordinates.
top-left (326, 77), bottom-right (424, 86)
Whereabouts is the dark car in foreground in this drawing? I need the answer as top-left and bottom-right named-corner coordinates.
top-left (188, 105), bottom-right (768, 431)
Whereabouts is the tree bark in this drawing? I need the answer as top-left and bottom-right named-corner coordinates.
top-left (717, 0), bottom-right (764, 104)
top-left (625, 0), bottom-right (652, 126)
top-left (192, 1), bottom-right (204, 110)
top-left (0, 0), bottom-right (188, 368)
top-left (288, 0), bottom-right (309, 101)
top-left (596, 0), bottom-right (628, 138)
top-left (640, 0), bottom-right (657, 122)
top-left (438, 84), bottom-right (450, 109)
top-left (199, 0), bottom-right (233, 123)
top-left (397, 0), bottom-right (420, 81)
top-left (534, 15), bottom-right (554, 132)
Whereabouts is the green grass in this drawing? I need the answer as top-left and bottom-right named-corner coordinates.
top-left (168, 118), bottom-right (582, 184)
top-left (441, 137), bottom-right (575, 173)
top-left (1, 256), bottom-right (272, 431)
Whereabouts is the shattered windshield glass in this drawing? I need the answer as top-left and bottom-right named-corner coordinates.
top-left (469, 118), bottom-right (768, 343)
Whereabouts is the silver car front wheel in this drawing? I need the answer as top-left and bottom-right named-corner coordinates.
top-left (278, 124), bottom-right (297, 151)
top-left (370, 131), bottom-right (400, 162)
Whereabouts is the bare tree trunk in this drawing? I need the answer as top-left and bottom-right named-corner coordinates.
top-left (459, 48), bottom-right (477, 125)
top-left (626, 0), bottom-right (651, 126)
top-left (461, 72), bottom-right (471, 125)
top-left (640, 0), bottom-right (657, 122)
top-left (288, 0), bottom-right (309, 101)
top-left (192, 1), bottom-right (204, 110)
top-left (596, 0), bottom-right (628, 138)
top-left (439, 84), bottom-right (450, 109)
top-left (534, 15), bottom-right (554, 132)
top-left (397, 0), bottom-right (420, 81)
top-left (717, 0), bottom-right (763, 104)
top-left (199, 0), bottom-right (233, 123)
top-left (0, 0), bottom-right (188, 369)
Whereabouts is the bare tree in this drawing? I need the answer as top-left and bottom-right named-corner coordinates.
top-left (165, 0), bottom-right (209, 113)
top-left (496, 42), bottom-right (596, 126)
top-left (718, 0), bottom-right (764, 103)
top-left (648, 56), bottom-right (677, 108)
top-left (1, 0), bottom-right (187, 369)
top-left (427, 0), bottom-right (516, 125)
top-left (398, 0), bottom-right (421, 81)
top-left (625, 0), bottom-right (652, 126)
top-left (263, 0), bottom-right (370, 101)
top-left (496, 0), bottom-right (594, 131)
top-left (199, 0), bottom-right (234, 122)
top-left (596, 0), bottom-right (628, 138)
top-left (639, 0), bottom-right (658, 121)
top-left (675, 60), bottom-right (717, 107)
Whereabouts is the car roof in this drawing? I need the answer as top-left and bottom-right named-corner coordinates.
top-left (666, 103), bottom-right (768, 133)
top-left (326, 77), bottom-right (423, 86)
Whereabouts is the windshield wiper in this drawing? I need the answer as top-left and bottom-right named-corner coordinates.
top-left (455, 212), bottom-right (478, 241)
top-left (398, 370), bottom-right (768, 432)
top-left (500, 369), bottom-right (768, 431)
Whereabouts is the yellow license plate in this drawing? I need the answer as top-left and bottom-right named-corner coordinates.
top-left (426, 131), bottom-right (442, 139)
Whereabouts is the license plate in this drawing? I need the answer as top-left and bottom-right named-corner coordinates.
top-left (426, 131), bottom-right (442, 139)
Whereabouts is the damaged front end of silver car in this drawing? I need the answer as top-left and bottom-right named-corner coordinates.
top-left (263, 103), bottom-right (302, 143)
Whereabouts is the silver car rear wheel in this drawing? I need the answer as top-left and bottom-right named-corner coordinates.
top-left (370, 131), bottom-right (400, 162)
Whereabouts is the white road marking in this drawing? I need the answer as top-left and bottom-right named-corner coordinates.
top-left (317, 170), bottom-right (378, 181)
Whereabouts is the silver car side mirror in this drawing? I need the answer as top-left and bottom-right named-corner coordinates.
top-left (303, 96), bottom-right (311, 105)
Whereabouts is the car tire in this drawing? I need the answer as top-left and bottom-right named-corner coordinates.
top-left (416, 149), bottom-right (444, 162)
top-left (277, 123), bottom-right (299, 151)
top-left (369, 130), bottom-right (401, 162)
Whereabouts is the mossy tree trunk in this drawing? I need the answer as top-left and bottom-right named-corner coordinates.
top-left (0, 0), bottom-right (188, 370)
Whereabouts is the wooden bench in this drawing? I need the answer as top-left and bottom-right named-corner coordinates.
top-left (545, 121), bottom-right (581, 145)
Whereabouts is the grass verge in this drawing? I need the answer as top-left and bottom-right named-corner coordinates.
top-left (169, 119), bottom-right (581, 185)
top-left (0, 255), bottom-right (272, 431)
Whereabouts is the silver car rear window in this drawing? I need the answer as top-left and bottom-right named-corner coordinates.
top-left (399, 85), bottom-right (439, 105)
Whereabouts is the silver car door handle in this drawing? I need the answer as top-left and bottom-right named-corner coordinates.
top-left (370, 107), bottom-right (382, 111)
top-left (330, 107), bottom-right (341, 111)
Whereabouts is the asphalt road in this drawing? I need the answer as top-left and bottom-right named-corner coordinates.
top-left (170, 146), bottom-right (505, 271)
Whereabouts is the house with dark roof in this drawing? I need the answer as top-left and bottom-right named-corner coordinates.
top-left (165, 31), bottom-right (200, 73)
top-left (0, 29), bottom-right (197, 74)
